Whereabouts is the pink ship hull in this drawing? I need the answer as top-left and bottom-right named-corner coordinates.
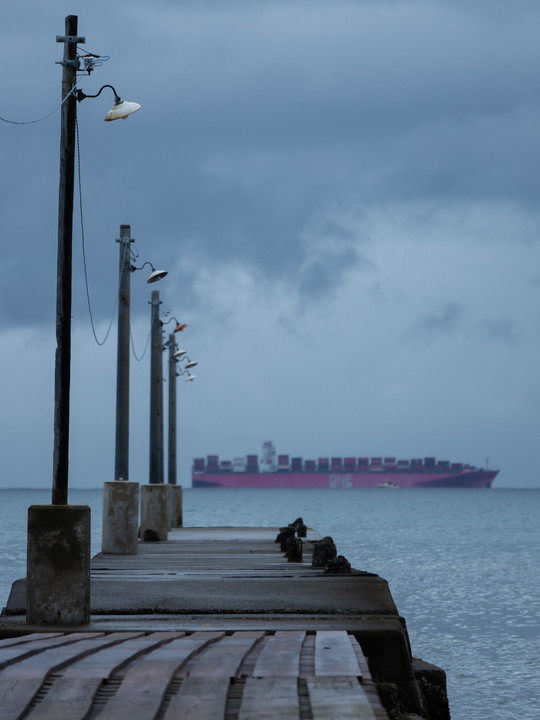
top-left (192, 469), bottom-right (498, 489)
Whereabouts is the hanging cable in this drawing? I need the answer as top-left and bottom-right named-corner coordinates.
top-left (130, 325), bottom-right (151, 361)
top-left (1, 50), bottom-right (110, 125)
top-left (0, 82), bottom-right (80, 125)
top-left (76, 117), bottom-right (119, 345)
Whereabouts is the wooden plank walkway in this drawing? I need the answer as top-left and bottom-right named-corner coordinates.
top-left (0, 526), bottom-right (420, 718)
top-left (0, 629), bottom-right (387, 719)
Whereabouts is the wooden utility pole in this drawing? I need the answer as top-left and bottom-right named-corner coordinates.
top-left (168, 333), bottom-right (178, 486)
top-left (115, 225), bottom-right (134, 482)
top-left (52, 16), bottom-right (85, 505)
top-left (149, 291), bottom-right (164, 484)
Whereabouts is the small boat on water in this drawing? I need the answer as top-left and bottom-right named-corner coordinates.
top-left (377, 481), bottom-right (401, 489)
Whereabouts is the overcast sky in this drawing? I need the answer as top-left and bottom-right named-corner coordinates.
top-left (1, 1), bottom-right (539, 492)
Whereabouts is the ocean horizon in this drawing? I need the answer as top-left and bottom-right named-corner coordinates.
top-left (1, 486), bottom-right (538, 720)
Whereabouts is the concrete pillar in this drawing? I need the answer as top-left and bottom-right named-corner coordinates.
top-left (169, 485), bottom-right (183, 528)
top-left (140, 484), bottom-right (169, 541)
top-left (27, 505), bottom-right (90, 625)
top-left (102, 481), bottom-right (140, 554)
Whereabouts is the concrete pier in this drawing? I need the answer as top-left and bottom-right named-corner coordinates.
top-left (101, 481), bottom-right (139, 554)
top-left (2, 525), bottom-right (449, 719)
top-left (168, 484), bottom-right (183, 527)
top-left (140, 484), bottom-right (169, 541)
top-left (26, 505), bottom-right (90, 625)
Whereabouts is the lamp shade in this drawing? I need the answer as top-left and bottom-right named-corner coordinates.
top-left (105, 100), bottom-right (142, 122)
top-left (147, 268), bottom-right (168, 283)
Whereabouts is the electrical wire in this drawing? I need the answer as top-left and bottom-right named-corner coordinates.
top-left (4, 55), bottom-right (151, 358)
top-left (0, 50), bottom-right (110, 125)
top-left (76, 117), bottom-right (119, 346)
top-left (130, 325), bottom-right (151, 361)
top-left (0, 82), bottom-right (79, 125)
top-left (77, 121), bottom-right (152, 359)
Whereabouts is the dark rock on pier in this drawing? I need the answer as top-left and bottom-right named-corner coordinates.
top-left (324, 554), bottom-right (351, 573)
top-left (311, 535), bottom-right (337, 567)
top-left (284, 537), bottom-right (303, 562)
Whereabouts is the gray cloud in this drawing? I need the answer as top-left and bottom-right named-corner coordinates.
top-left (1, 1), bottom-right (540, 488)
top-left (477, 318), bottom-right (519, 346)
top-left (407, 302), bottom-right (466, 342)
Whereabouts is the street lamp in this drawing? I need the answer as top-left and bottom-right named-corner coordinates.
top-left (102, 225), bottom-right (168, 555)
top-left (162, 316), bottom-right (188, 333)
top-left (28, 15), bottom-right (142, 625)
top-left (77, 84), bottom-right (141, 121)
top-left (149, 307), bottom-right (191, 486)
top-left (115, 226), bottom-right (168, 485)
top-left (132, 261), bottom-right (168, 284)
top-left (53, 16), bottom-right (142, 505)
top-left (166, 335), bottom-right (197, 528)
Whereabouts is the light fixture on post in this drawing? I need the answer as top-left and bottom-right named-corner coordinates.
top-left (76, 84), bottom-right (141, 121)
top-left (52, 16), bottom-right (143, 509)
top-left (174, 348), bottom-right (198, 374)
top-left (149, 290), bottom-right (165, 488)
top-left (176, 359), bottom-right (197, 382)
top-left (30, 15), bottom-right (145, 626)
top-left (161, 316), bottom-right (188, 333)
top-left (131, 261), bottom-right (168, 284)
top-left (114, 230), bottom-right (168, 487)
top-left (108, 228), bottom-right (169, 552)
top-left (167, 333), bottom-right (197, 527)
top-left (108, 231), bottom-right (168, 552)
top-left (140, 289), bottom-right (170, 542)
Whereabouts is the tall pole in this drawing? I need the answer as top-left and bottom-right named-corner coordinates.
top-left (149, 290), bottom-right (164, 484)
top-left (52, 17), bottom-right (85, 505)
top-left (114, 225), bottom-right (133, 481)
top-left (168, 333), bottom-right (177, 485)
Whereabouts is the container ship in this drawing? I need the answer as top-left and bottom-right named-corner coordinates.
top-left (192, 442), bottom-right (498, 489)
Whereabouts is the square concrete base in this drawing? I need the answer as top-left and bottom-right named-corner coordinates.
top-left (26, 505), bottom-right (90, 625)
top-left (169, 485), bottom-right (183, 528)
top-left (102, 482), bottom-right (140, 554)
top-left (140, 484), bottom-right (169, 541)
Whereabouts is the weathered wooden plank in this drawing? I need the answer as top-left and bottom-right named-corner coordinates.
top-left (162, 676), bottom-right (229, 720)
top-left (23, 632), bottom-right (180, 720)
top-left (0, 633), bottom-right (60, 648)
top-left (186, 631), bottom-right (264, 678)
top-left (252, 631), bottom-right (305, 677)
top-left (0, 633), bottom-right (122, 720)
top-left (96, 632), bottom-right (225, 720)
top-left (349, 635), bottom-right (373, 680)
top-left (314, 631), bottom-right (362, 677)
top-left (0, 632), bottom-right (101, 670)
top-left (58, 631), bottom-right (181, 678)
top-left (240, 677), bottom-right (300, 720)
top-left (307, 677), bottom-right (376, 720)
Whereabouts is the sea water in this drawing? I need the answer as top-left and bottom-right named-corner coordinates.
top-left (0, 487), bottom-right (538, 720)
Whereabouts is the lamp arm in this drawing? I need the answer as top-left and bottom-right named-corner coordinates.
top-left (130, 261), bottom-right (153, 273)
top-left (77, 84), bottom-right (121, 104)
